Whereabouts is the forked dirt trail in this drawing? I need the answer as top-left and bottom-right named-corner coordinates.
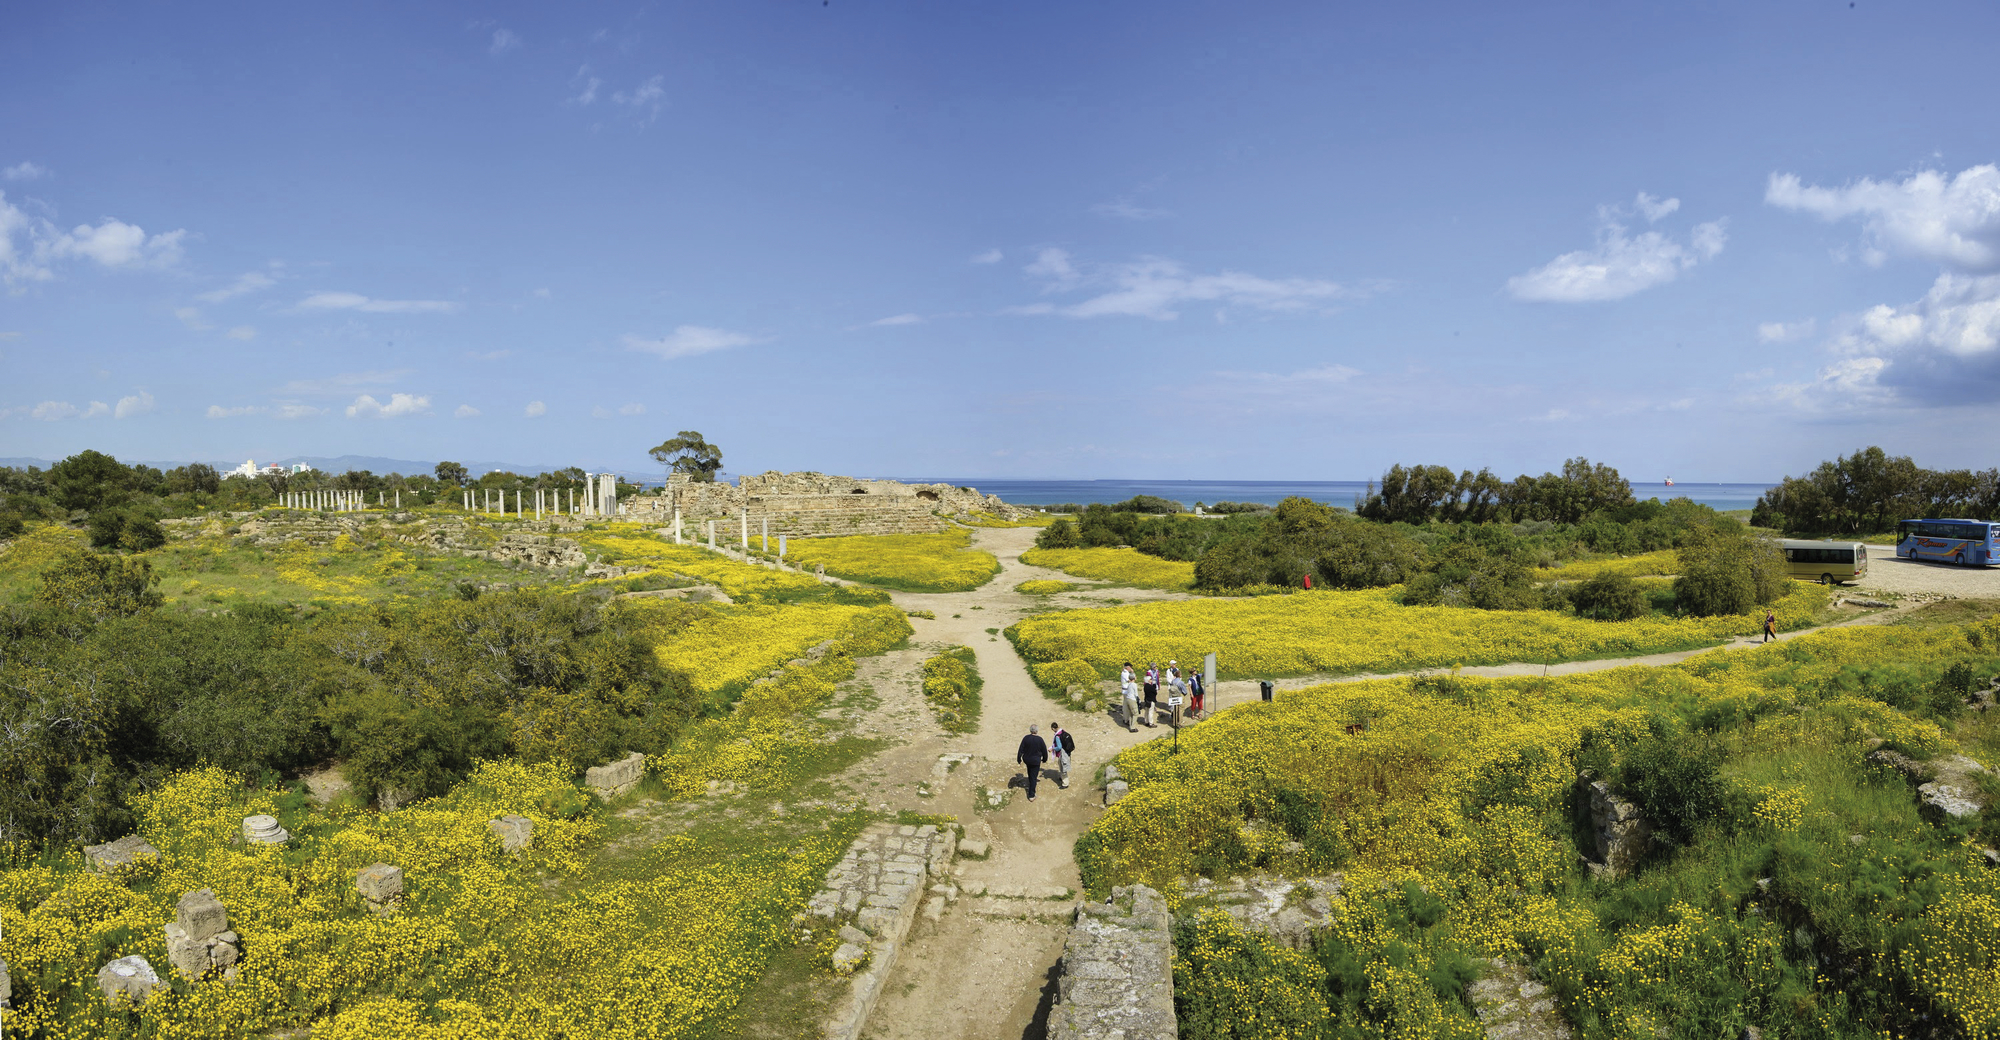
top-left (821, 529), bottom-right (1995, 1040)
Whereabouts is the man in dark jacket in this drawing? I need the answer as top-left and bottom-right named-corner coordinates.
top-left (1016, 724), bottom-right (1049, 801)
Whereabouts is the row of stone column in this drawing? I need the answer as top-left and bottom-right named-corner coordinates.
top-left (669, 510), bottom-right (790, 561)
top-left (284, 489), bottom-right (392, 511)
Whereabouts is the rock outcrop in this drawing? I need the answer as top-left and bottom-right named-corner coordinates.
top-left (164, 889), bottom-right (241, 981)
top-left (1181, 874), bottom-right (1344, 950)
top-left (1868, 748), bottom-right (1992, 822)
top-left (83, 834), bottom-right (158, 874)
top-left (1047, 884), bottom-right (1178, 1040)
top-left (1585, 780), bottom-right (1651, 878)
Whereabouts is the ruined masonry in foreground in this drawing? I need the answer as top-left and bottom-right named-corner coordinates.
top-left (1047, 884), bottom-right (1179, 1040)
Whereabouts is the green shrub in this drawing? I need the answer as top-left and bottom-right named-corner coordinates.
top-left (1572, 571), bottom-right (1647, 621)
top-left (1614, 718), bottom-right (1731, 848)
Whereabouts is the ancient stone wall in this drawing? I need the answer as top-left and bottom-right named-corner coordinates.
top-left (626, 470), bottom-right (1025, 538)
top-left (1047, 884), bottom-right (1178, 1040)
top-left (808, 821), bottom-right (959, 1040)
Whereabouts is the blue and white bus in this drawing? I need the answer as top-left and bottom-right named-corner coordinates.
top-left (1896, 518), bottom-right (2000, 567)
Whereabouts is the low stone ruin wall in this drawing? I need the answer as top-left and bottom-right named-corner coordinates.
top-left (1047, 884), bottom-right (1179, 1040)
top-left (807, 822), bottom-right (959, 1040)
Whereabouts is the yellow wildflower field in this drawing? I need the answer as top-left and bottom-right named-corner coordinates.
top-left (1009, 582), bottom-right (1827, 680)
top-left (624, 600), bottom-right (910, 699)
top-left (775, 530), bottom-right (1000, 592)
top-left (1020, 546), bottom-right (1196, 591)
top-left (1082, 614), bottom-right (2000, 1036)
top-left (1534, 549), bottom-right (1680, 581)
top-left (576, 529), bottom-right (828, 602)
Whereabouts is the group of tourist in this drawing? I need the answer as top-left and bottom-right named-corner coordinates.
top-left (1118, 660), bottom-right (1204, 732)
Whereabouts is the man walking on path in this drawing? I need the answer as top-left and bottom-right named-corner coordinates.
top-left (1121, 662), bottom-right (1139, 733)
top-left (1763, 610), bottom-right (1776, 643)
top-left (1050, 721), bottom-right (1075, 789)
top-left (1016, 724), bottom-right (1050, 801)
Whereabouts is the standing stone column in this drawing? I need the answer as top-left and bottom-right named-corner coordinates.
top-left (779, 534), bottom-right (787, 561)
top-left (740, 512), bottom-right (749, 550)
top-left (762, 516), bottom-right (770, 552)
top-left (584, 475), bottom-right (596, 517)
top-left (707, 520), bottom-right (716, 549)
top-left (600, 473), bottom-right (618, 517)
top-left (673, 510), bottom-right (683, 545)
top-left (516, 490), bottom-right (522, 517)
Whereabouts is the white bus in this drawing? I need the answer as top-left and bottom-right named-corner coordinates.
top-left (1781, 540), bottom-right (1868, 586)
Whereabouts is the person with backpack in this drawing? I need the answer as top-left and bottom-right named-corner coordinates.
top-left (1050, 722), bottom-right (1076, 789)
top-left (1143, 662), bottom-right (1161, 727)
top-left (1016, 724), bottom-right (1050, 801)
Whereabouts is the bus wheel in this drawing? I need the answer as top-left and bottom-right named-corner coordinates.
top-left (1955, 552), bottom-right (1965, 567)
top-left (1820, 574), bottom-right (1833, 586)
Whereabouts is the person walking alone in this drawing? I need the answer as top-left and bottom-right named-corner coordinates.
top-left (1016, 724), bottom-right (1049, 801)
top-left (1120, 662), bottom-right (1139, 732)
top-left (1050, 721), bottom-right (1075, 789)
top-left (1763, 610), bottom-right (1776, 643)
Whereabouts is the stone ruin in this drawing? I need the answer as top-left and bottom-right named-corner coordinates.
top-left (1048, 884), bottom-right (1179, 1040)
top-left (241, 814), bottom-right (289, 845)
top-left (1583, 780), bottom-right (1650, 879)
top-left (584, 752), bottom-right (646, 799)
top-left (1867, 747), bottom-right (1992, 822)
top-left (96, 955), bottom-right (165, 1009)
top-left (489, 814), bottom-right (534, 853)
top-left (164, 888), bottom-right (241, 981)
top-left (806, 822), bottom-right (959, 1040)
top-left (357, 863), bottom-right (405, 914)
top-left (1, 955), bottom-right (10, 1010)
top-left (84, 833), bottom-right (159, 874)
top-left (627, 470), bottom-right (1029, 539)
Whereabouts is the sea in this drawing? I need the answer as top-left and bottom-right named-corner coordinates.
top-left (899, 479), bottom-right (1777, 514)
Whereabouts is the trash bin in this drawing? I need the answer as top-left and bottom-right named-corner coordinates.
top-left (1260, 680), bottom-right (1274, 702)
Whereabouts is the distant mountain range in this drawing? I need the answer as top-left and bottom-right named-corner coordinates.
top-left (0, 455), bottom-right (664, 481)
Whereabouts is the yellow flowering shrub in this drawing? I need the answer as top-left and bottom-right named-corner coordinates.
top-left (1011, 582), bottom-right (1828, 680)
top-left (775, 530), bottom-right (1001, 592)
top-left (1016, 579), bottom-right (1078, 595)
top-left (1021, 546), bottom-right (1196, 591)
top-left (1032, 658), bottom-right (1100, 692)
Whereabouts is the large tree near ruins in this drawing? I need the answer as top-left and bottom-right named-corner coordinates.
top-left (649, 431), bottom-right (724, 482)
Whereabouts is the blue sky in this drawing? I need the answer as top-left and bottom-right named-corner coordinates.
top-left (4, 1), bottom-right (1998, 481)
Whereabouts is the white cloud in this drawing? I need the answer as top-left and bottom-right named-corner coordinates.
top-left (971, 249), bottom-right (1003, 264)
top-left (345, 392), bottom-right (432, 418)
top-left (619, 402), bottom-right (645, 415)
top-left (570, 65), bottom-right (602, 105)
top-left (591, 406), bottom-right (610, 418)
top-left (454, 404), bottom-right (481, 419)
top-left (114, 391), bottom-right (154, 419)
top-left (196, 271), bottom-right (276, 303)
top-left (206, 404), bottom-right (263, 419)
top-left (298, 291), bottom-right (458, 314)
top-left (532, 287), bottom-right (551, 299)
top-left (1021, 250), bottom-right (1364, 321)
top-left (275, 403), bottom-right (325, 419)
top-left (1092, 199), bottom-right (1172, 221)
top-left (489, 28), bottom-right (520, 55)
top-left (50, 220), bottom-right (185, 267)
top-left (31, 401), bottom-right (77, 421)
top-left (1775, 274), bottom-right (2000, 408)
top-left (613, 75), bottom-right (665, 123)
top-left (227, 325), bottom-right (256, 340)
top-left (1635, 192), bottom-right (1681, 222)
top-left (524, 400), bottom-right (547, 417)
top-left (623, 325), bottom-right (763, 359)
top-left (868, 313), bottom-right (923, 327)
top-left (1757, 319), bottom-right (1816, 343)
top-left (175, 306), bottom-right (213, 331)
top-left (1766, 165), bottom-right (2000, 271)
top-left (2, 162), bottom-right (49, 181)
top-left (1507, 213), bottom-right (1728, 302)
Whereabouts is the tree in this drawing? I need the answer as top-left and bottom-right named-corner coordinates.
top-left (1672, 523), bottom-right (1785, 616)
top-left (36, 548), bottom-right (163, 618)
top-left (435, 461), bottom-right (469, 487)
top-left (164, 462), bottom-right (221, 496)
top-left (649, 431), bottom-right (724, 482)
top-left (47, 449), bottom-right (135, 515)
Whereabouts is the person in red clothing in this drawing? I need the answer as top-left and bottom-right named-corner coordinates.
top-left (1302, 573), bottom-right (1312, 589)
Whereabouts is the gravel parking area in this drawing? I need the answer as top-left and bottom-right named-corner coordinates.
top-left (1850, 544), bottom-right (2000, 600)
